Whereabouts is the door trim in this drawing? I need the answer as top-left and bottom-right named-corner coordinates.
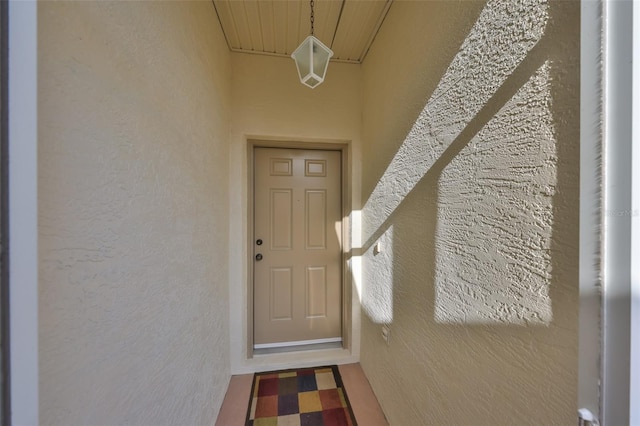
top-left (247, 139), bottom-right (352, 359)
top-left (0, 1), bottom-right (9, 421)
top-left (7, 2), bottom-right (39, 423)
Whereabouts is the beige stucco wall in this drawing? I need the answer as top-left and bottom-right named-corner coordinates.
top-left (228, 53), bottom-right (363, 372)
top-left (360, 0), bottom-right (579, 424)
top-left (38, 1), bottom-right (232, 424)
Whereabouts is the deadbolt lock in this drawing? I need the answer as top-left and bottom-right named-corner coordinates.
top-left (256, 239), bottom-right (263, 245)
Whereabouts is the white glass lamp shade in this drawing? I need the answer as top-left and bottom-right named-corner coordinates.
top-left (291, 35), bottom-right (334, 89)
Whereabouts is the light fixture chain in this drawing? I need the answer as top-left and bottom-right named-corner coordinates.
top-left (310, 0), bottom-right (314, 35)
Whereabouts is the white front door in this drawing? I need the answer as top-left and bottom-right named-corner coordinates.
top-left (253, 147), bottom-right (342, 348)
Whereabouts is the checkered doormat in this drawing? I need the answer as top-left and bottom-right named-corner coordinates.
top-left (245, 365), bottom-right (357, 426)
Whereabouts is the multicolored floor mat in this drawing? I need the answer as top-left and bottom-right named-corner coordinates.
top-left (245, 365), bottom-right (357, 426)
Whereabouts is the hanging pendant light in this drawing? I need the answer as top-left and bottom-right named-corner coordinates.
top-left (291, 0), bottom-right (333, 89)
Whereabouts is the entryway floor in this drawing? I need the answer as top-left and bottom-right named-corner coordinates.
top-left (215, 363), bottom-right (388, 426)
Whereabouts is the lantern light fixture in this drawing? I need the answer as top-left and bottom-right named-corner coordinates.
top-left (291, 0), bottom-right (333, 89)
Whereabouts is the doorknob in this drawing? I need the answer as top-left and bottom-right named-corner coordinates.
top-left (255, 253), bottom-right (263, 261)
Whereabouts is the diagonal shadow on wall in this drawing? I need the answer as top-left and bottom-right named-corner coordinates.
top-left (356, 0), bottom-right (579, 423)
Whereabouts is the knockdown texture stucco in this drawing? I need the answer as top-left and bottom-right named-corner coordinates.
top-left (360, 0), bottom-right (579, 424)
top-left (38, 2), bottom-right (232, 424)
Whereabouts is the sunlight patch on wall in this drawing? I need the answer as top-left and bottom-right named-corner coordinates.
top-left (435, 62), bottom-right (555, 325)
top-left (361, 0), bottom-right (549, 244)
top-left (362, 225), bottom-right (394, 323)
top-left (350, 210), bottom-right (363, 299)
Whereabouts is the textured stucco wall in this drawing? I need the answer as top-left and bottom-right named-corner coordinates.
top-left (360, 0), bottom-right (579, 424)
top-left (228, 53), bottom-right (363, 373)
top-left (38, 2), bottom-right (232, 424)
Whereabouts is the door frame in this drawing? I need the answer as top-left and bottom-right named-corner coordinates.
top-left (246, 139), bottom-right (352, 358)
top-left (6, 2), bottom-right (38, 424)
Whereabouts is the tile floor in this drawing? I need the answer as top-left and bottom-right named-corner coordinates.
top-left (215, 363), bottom-right (388, 426)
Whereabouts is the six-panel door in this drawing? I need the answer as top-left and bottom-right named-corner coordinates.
top-left (253, 147), bottom-right (342, 347)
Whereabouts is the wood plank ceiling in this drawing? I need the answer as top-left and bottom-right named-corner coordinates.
top-left (212, 0), bottom-right (393, 64)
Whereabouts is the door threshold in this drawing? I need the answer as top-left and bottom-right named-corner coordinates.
top-left (254, 340), bottom-right (343, 355)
